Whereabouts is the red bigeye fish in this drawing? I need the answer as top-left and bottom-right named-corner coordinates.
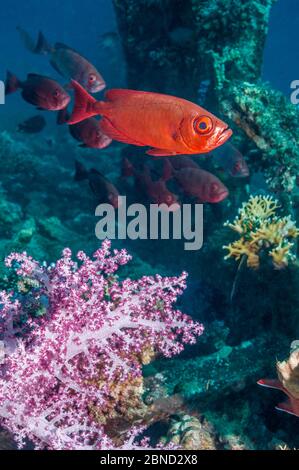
top-left (122, 158), bottom-right (180, 211)
top-left (165, 155), bottom-right (201, 171)
top-left (57, 109), bottom-right (112, 149)
top-left (74, 160), bottom-right (120, 208)
top-left (69, 118), bottom-right (112, 149)
top-left (17, 115), bottom-right (46, 134)
top-left (165, 160), bottom-right (229, 203)
top-left (5, 72), bottom-right (70, 111)
top-left (18, 27), bottom-right (105, 93)
top-left (67, 80), bottom-right (233, 156)
top-left (212, 142), bottom-right (249, 178)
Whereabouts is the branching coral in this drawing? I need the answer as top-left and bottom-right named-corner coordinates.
top-left (223, 195), bottom-right (299, 269)
top-left (0, 240), bottom-right (203, 450)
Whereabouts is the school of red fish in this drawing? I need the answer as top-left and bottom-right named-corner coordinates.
top-left (6, 27), bottom-right (251, 210)
top-left (7, 27), bottom-right (298, 421)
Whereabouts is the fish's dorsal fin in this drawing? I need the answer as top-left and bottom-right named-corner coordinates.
top-left (74, 160), bottom-right (88, 181)
top-left (27, 73), bottom-right (53, 81)
top-left (90, 168), bottom-right (105, 179)
top-left (27, 73), bottom-right (44, 79)
top-left (104, 89), bottom-right (145, 102)
top-left (54, 42), bottom-right (79, 54)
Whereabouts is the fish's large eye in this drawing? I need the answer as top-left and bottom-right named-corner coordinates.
top-left (53, 89), bottom-right (60, 98)
top-left (89, 74), bottom-right (96, 83)
top-left (194, 116), bottom-right (213, 135)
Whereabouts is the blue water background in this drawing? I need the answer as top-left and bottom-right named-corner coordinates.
top-left (0, 0), bottom-right (298, 131)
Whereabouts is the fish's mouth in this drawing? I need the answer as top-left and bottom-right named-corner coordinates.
top-left (90, 81), bottom-right (106, 93)
top-left (233, 170), bottom-right (250, 178)
top-left (217, 126), bottom-right (233, 146)
top-left (213, 190), bottom-right (229, 203)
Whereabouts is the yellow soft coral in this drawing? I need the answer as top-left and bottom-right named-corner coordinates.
top-left (223, 195), bottom-right (299, 269)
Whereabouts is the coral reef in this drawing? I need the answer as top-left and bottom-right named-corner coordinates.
top-left (0, 241), bottom-right (203, 449)
top-left (223, 195), bottom-right (299, 269)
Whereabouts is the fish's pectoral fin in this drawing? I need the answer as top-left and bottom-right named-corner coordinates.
top-left (275, 400), bottom-right (298, 417)
top-left (100, 118), bottom-right (144, 146)
top-left (146, 148), bottom-right (183, 157)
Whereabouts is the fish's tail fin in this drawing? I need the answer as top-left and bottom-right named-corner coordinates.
top-left (35, 31), bottom-right (52, 54)
top-left (74, 160), bottom-right (88, 182)
top-left (5, 71), bottom-right (21, 94)
top-left (68, 80), bottom-right (99, 125)
top-left (57, 107), bottom-right (70, 125)
top-left (121, 157), bottom-right (135, 178)
top-left (17, 26), bottom-right (52, 54)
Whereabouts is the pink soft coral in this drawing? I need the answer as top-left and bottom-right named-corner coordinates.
top-left (0, 240), bottom-right (203, 449)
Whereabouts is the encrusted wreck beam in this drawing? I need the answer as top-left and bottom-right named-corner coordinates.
top-left (113, 0), bottom-right (275, 103)
top-left (146, 334), bottom-right (288, 404)
top-left (221, 82), bottom-right (299, 195)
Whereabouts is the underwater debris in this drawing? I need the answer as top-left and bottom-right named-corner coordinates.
top-left (258, 347), bottom-right (299, 418)
top-left (148, 334), bottom-right (286, 403)
top-left (223, 195), bottom-right (299, 269)
top-left (0, 241), bottom-right (203, 449)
